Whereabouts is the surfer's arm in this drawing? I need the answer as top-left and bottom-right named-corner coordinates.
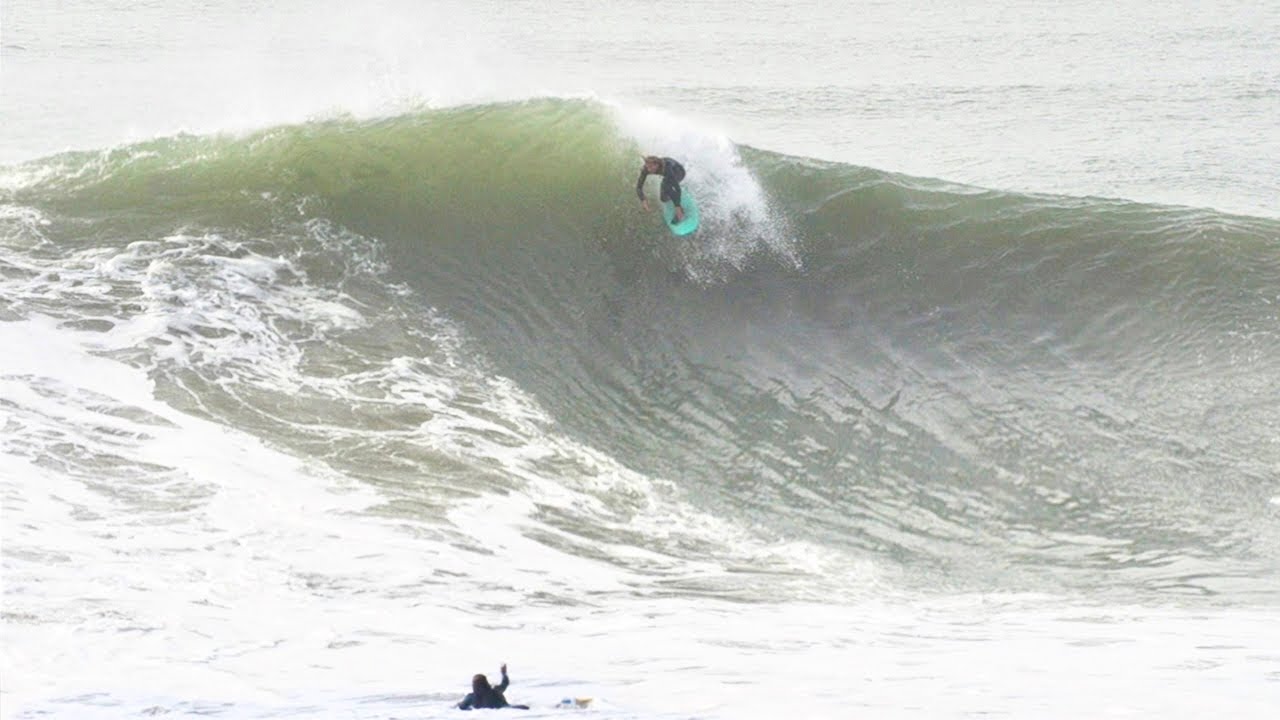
top-left (494, 670), bottom-right (510, 693)
top-left (457, 693), bottom-right (476, 710)
top-left (636, 169), bottom-right (650, 202)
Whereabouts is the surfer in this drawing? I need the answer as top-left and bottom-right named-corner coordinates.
top-left (637, 155), bottom-right (687, 223)
top-left (457, 663), bottom-right (529, 710)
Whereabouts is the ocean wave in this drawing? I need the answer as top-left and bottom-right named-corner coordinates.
top-left (4, 98), bottom-right (1279, 599)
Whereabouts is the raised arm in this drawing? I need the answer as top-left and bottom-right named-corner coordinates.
top-left (495, 664), bottom-right (510, 693)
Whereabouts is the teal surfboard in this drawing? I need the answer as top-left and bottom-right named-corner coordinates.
top-left (661, 188), bottom-right (700, 236)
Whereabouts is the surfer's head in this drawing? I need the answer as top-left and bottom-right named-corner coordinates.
top-left (643, 155), bottom-right (663, 172)
top-left (472, 674), bottom-right (491, 694)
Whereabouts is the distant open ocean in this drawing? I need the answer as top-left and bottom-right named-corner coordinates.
top-left (3, 2), bottom-right (1278, 718)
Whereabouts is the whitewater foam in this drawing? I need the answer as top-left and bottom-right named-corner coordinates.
top-left (0, 184), bottom-right (862, 603)
top-left (608, 102), bottom-right (800, 279)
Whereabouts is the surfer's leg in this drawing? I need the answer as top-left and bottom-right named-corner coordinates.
top-left (660, 176), bottom-right (682, 207)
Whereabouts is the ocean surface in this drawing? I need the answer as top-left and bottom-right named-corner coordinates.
top-left (3, 1), bottom-right (1279, 718)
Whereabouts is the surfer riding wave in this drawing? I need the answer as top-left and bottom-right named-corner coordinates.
top-left (637, 155), bottom-right (687, 223)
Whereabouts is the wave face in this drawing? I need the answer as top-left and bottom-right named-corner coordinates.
top-left (5, 98), bottom-right (1280, 603)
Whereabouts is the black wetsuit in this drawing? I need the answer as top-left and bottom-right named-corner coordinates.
top-left (457, 672), bottom-right (528, 710)
top-left (636, 158), bottom-right (687, 209)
